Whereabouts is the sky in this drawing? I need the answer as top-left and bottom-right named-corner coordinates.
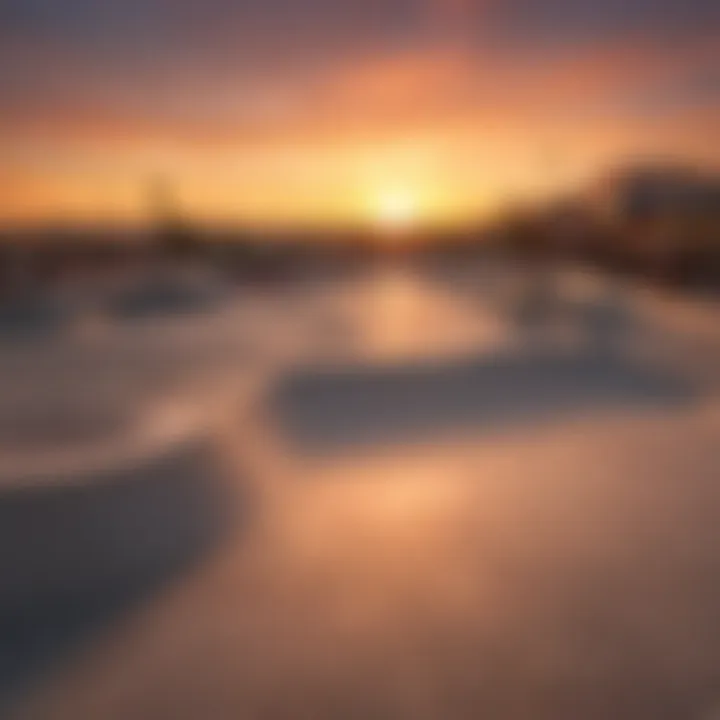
top-left (0, 0), bottom-right (718, 226)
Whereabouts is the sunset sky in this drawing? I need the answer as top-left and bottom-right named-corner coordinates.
top-left (1, 0), bottom-right (718, 226)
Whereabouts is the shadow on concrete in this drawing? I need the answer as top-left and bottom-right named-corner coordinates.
top-left (271, 349), bottom-right (698, 454)
top-left (104, 277), bottom-right (223, 321)
top-left (0, 441), bottom-right (238, 712)
top-left (0, 297), bottom-right (68, 342)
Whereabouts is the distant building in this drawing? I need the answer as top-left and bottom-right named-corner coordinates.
top-left (594, 164), bottom-right (720, 225)
top-left (589, 163), bottom-right (720, 280)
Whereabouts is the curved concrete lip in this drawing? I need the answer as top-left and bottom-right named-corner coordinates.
top-left (0, 398), bottom-right (208, 489)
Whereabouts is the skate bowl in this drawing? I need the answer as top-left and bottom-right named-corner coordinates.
top-left (0, 397), bottom-right (231, 622)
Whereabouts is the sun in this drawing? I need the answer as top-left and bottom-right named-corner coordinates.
top-left (374, 190), bottom-right (419, 232)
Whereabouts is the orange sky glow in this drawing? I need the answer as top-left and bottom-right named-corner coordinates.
top-left (1, 0), bottom-right (718, 227)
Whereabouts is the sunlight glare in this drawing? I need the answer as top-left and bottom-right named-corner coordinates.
top-left (375, 190), bottom-right (418, 232)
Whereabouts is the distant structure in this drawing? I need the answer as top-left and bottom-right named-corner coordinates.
top-left (594, 163), bottom-right (720, 225)
top-left (148, 176), bottom-right (197, 256)
top-left (590, 163), bottom-right (720, 279)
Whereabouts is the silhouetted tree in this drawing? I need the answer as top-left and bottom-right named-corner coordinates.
top-left (149, 176), bottom-right (198, 257)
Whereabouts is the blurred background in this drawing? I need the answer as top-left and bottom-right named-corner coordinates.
top-left (1, 1), bottom-right (720, 719)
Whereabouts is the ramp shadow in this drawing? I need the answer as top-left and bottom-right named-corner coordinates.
top-left (270, 350), bottom-right (698, 454)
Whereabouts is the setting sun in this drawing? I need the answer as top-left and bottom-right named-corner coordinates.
top-left (375, 190), bottom-right (419, 232)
